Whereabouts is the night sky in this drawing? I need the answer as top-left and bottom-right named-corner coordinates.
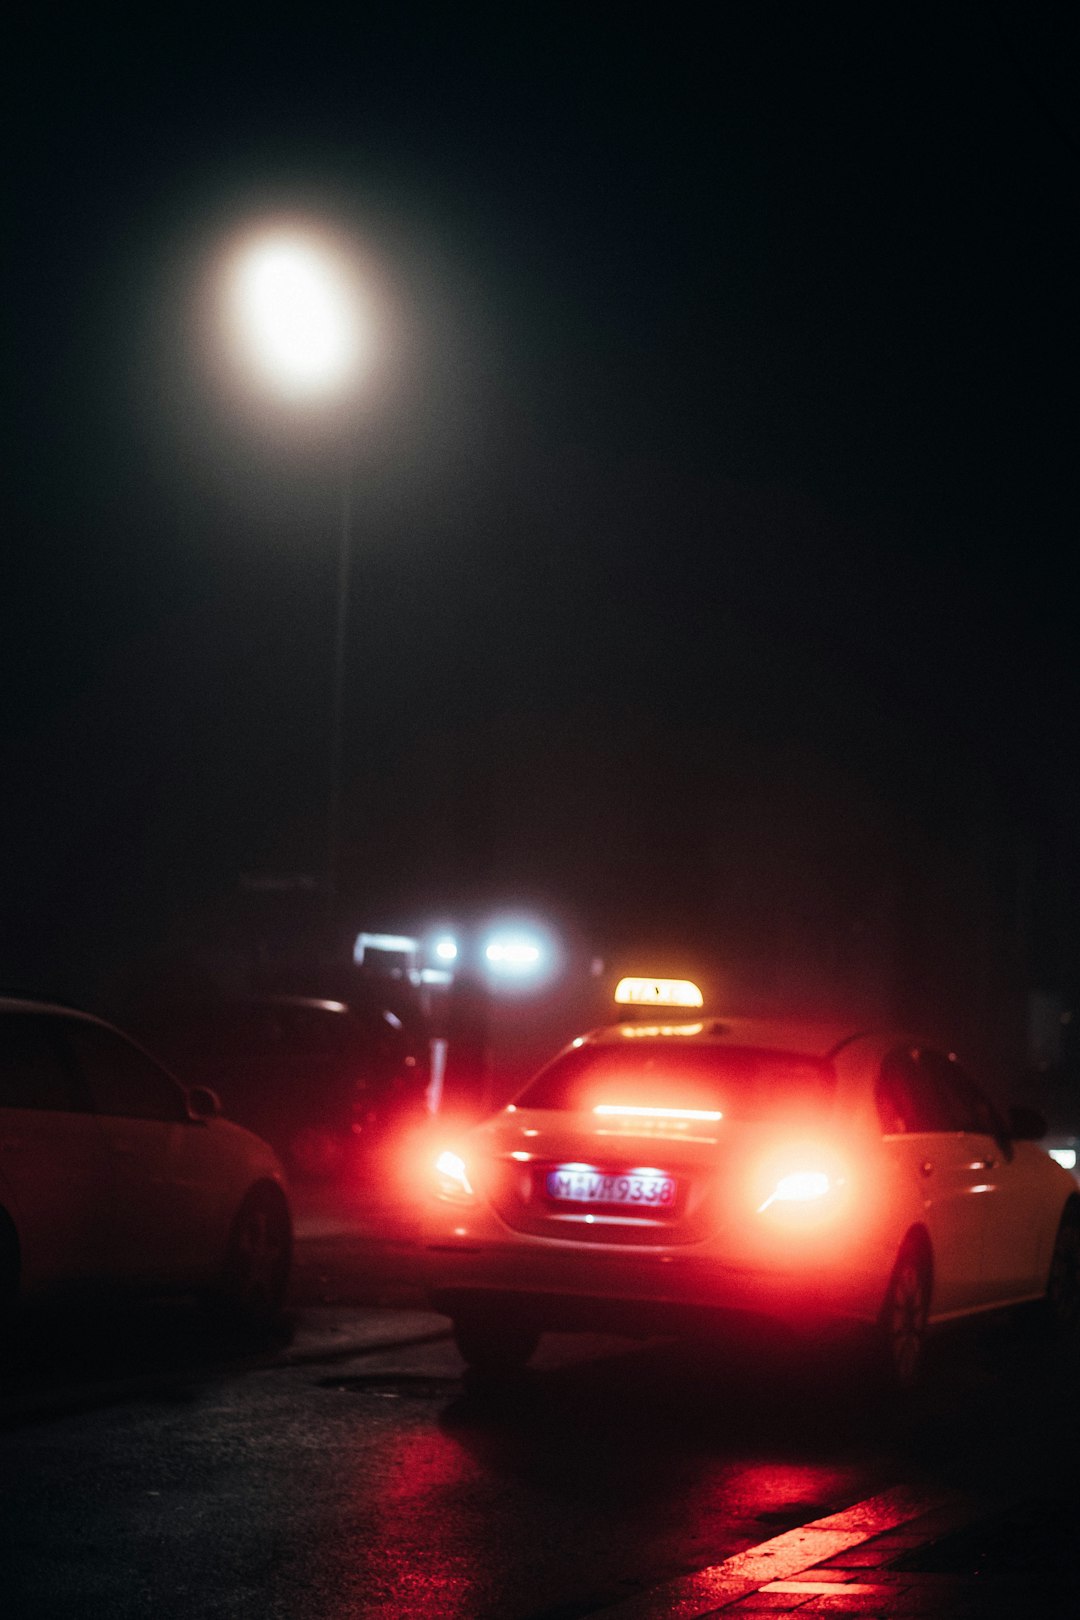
top-left (4, 6), bottom-right (1077, 1018)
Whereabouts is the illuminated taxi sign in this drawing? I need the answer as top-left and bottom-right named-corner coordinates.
top-left (613, 977), bottom-right (703, 1009)
top-left (620, 1022), bottom-right (704, 1038)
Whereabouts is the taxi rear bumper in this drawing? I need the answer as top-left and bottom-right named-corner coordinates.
top-left (425, 1234), bottom-right (879, 1334)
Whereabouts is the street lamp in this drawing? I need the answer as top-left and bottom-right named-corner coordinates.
top-left (224, 224), bottom-right (369, 913)
top-left (228, 232), bottom-right (363, 400)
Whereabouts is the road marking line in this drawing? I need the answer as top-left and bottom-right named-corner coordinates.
top-left (591, 1484), bottom-right (963, 1618)
top-left (762, 1581), bottom-right (894, 1595)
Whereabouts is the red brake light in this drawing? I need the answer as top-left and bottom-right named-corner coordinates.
top-left (757, 1169), bottom-right (832, 1213)
top-left (434, 1149), bottom-right (475, 1202)
top-left (752, 1136), bottom-right (853, 1227)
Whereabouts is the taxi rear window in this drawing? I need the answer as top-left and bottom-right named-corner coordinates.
top-left (517, 1044), bottom-right (835, 1118)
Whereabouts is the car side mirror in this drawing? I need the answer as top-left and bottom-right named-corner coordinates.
top-left (187, 1085), bottom-right (221, 1121)
top-left (1007, 1103), bottom-right (1047, 1142)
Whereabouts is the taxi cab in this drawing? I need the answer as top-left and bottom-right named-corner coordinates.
top-left (425, 979), bottom-right (1080, 1387)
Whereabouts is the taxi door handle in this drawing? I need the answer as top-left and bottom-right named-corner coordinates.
top-left (973, 1158), bottom-right (997, 1172)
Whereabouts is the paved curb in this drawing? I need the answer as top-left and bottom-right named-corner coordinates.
top-left (270, 1307), bottom-right (451, 1368)
top-left (0, 1306), bottom-right (451, 1430)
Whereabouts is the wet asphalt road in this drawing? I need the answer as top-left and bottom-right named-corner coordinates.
top-left (2, 1190), bottom-right (1079, 1619)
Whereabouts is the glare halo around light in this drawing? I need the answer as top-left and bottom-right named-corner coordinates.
top-left (228, 230), bottom-right (364, 399)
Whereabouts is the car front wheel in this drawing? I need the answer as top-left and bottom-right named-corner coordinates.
top-left (216, 1186), bottom-right (293, 1333)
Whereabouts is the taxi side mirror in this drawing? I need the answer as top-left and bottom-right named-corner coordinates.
top-left (1007, 1104), bottom-right (1047, 1142)
top-left (187, 1085), bottom-right (221, 1122)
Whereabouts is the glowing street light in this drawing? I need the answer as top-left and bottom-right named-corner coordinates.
top-left (226, 227), bottom-right (366, 401)
top-left (223, 223), bottom-right (370, 910)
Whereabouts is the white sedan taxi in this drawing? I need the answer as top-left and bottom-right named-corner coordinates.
top-left (425, 979), bottom-right (1080, 1387)
top-left (0, 998), bottom-right (292, 1329)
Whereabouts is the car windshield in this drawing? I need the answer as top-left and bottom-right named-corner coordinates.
top-left (516, 1043), bottom-right (836, 1120)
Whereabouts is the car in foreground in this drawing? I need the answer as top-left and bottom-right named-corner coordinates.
top-left (0, 997), bottom-right (292, 1329)
top-left (425, 978), bottom-right (1080, 1387)
top-left (132, 993), bottom-right (430, 1181)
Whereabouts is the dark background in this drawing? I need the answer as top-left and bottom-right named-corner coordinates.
top-left (3, 6), bottom-right (1077, 1081)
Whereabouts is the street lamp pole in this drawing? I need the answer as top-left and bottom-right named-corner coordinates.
top-left (327, 448), bottom-right (352, 916)
top-left (222, 224), bottom-right (368, 925)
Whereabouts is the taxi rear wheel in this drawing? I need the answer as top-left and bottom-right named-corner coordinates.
top-left (1044, 1205), bottom-right (1080, 1336)
top-left (876, 1238), bottom-right (931, 1392)
top-left (452, 1309), bottom-right (540, 1377)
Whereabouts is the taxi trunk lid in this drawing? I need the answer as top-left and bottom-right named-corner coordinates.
top-left (480, 1107), bottom-right (732, 1246)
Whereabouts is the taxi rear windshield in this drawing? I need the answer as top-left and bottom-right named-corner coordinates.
top-left (516, 1044), bottom-right (835, 1118)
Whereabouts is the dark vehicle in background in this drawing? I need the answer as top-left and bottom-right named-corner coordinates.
top-left (134, 994), bottom-right (430, 1181)
top-left (0, 997), bottom-right (292, 1327)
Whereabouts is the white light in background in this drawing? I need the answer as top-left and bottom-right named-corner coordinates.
top-left (484, 933), bottom-right (543, 974)
top-left (353, 932), bottom-right (419, 966)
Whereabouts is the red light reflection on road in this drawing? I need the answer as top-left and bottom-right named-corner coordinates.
top-left (342, 1424), bottom-right (486, 1617)
top-left (733, 1464), bottom-right (854, 1522)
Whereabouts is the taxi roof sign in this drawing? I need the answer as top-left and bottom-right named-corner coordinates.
top-left (613, 977), bottom-right (704, 1009)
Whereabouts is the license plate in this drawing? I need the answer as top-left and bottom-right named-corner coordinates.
top-left (545, 1168), bottom-right (677, 1208)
